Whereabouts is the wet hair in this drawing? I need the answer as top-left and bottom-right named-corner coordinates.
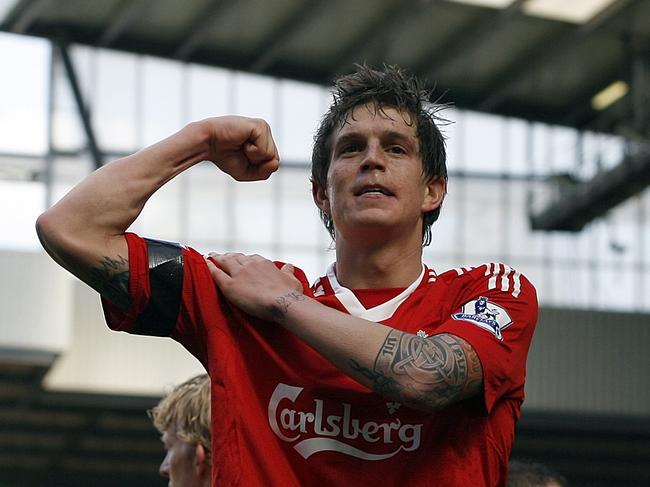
top-left (311, 64), bottom-right (448, 246)
top-left (149, 374), bottom-right (211, 463)
top-left (507, 459), bottom-right (569, 487)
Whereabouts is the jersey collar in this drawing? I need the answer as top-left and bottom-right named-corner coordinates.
top-left (325, 263), bottom-right (426, 322)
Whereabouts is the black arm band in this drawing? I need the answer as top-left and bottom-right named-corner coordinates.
top-left (134, 238), bottom-right (184, 337)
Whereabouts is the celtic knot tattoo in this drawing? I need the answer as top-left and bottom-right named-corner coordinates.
top-left (353, 330), bottom-right (483, 412)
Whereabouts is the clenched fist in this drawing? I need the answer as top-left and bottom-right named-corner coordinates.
top-left (199, 116), bottom-right (280, 181)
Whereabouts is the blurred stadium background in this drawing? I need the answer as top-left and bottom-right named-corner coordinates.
top-left (0, 0), bottom-right (649, 485)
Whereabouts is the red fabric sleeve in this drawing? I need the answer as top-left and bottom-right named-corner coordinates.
top-left (425, 267), bottom-right (538, 414)
top-left (100, 234), bottom-right (312, 369)
top-left (101, 232), bottom-right (151, 333)
top-left (101, 232), bottom-right (221, 367)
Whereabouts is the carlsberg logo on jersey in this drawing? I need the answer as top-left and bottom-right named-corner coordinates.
top-left (268, 383), bottom-right (422, 460)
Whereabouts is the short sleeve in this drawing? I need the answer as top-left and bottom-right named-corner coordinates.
top-left (428, 265), bottom-right (538, 414)
top-left (100, 232), bottom-right (222, 367)
top-left (101, 232), bottom-right (151, 333)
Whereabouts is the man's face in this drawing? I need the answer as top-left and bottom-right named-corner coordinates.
top-left (315, 103), bottom-right (443, 243)
top-left (159, 425), bottom-right (203, 487)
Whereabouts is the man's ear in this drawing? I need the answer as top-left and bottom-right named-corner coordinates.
top-left (312, 180), bottom-right (330, 215)
top-left (193, 444), bottom-right (209, 477)
top-left (422, 176), bottom-right (446, 213)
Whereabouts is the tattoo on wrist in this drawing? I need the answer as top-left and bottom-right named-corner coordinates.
top-left (271, 291), bottom-right (305, 320)
top-left (89, 255), bottom-right (131, 312)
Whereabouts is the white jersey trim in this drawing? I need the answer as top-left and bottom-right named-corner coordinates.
top-left (326, 263), bottom-right (426, 322)
top-left (482, 262), bottom-right (522, 298)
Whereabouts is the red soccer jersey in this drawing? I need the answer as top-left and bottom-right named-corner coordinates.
top-left (103, 234), bottom-right (538, 487)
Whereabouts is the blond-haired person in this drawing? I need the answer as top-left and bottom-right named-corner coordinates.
top-left (149, 374), bottom-right (211, 487)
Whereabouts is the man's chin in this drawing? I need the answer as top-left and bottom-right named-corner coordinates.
top-left (337, 218), bottom-right (399, 239)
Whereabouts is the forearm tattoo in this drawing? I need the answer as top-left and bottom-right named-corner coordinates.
top-left (89, 254), bottom-right (131, 312)
top-left (349, 358), bottom-right (405, 398)
top-left (351, 330), bottom-right (482, 412)
top-left (271, 291), bottom-right (306, 321)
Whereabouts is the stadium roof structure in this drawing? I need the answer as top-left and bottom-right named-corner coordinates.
top-left (0, 0), bottom-right (648, 133)
top-left (2, 0), bottom-right (650, 232)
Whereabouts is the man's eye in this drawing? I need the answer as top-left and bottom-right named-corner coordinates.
top-left (341, 144), bottom-right (361, 154)
top-left (388, 146), bottom-right (406, 154)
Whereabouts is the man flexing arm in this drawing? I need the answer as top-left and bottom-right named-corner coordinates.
top-left (36, 117), bottom-right (279, 310)
top-left (200, 67), bottom-right (487, 415)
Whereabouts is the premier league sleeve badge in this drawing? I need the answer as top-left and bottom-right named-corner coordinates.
top-left (452, 296), bottom-right (513, 340)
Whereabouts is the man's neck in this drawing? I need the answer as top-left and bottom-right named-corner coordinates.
top-left (333, 236), bottom-right (424, 289)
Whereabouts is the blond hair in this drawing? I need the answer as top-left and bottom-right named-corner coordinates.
top-left (149, 374), bottom-right (211, 462)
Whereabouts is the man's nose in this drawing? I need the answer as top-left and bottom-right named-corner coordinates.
top-left (159, 456), bottom-right (170, 478)
top-left (360, 143), bottom-right (386, 171)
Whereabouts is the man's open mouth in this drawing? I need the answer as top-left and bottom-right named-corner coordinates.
top-left (355, 185), bottom-right (394, 196)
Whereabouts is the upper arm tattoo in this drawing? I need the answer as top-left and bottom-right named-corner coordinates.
top-left (350, 331), bottom-right (483, 412)
top-left (89, 254), bottom-right (131, 312)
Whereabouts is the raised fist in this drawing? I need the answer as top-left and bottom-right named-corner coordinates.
top-left (201, 116), bottom-right (280, 181)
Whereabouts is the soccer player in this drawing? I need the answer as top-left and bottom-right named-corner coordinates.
top-left (149, 374), bottom-right (211, 486)
top-left (36, 65), bottom-right (537, 486)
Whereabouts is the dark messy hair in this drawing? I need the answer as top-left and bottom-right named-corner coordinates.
top-left (311, 64), bottom-right (448, 246)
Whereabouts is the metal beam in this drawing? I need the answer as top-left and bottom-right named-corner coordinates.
top-left (408, 6), bottom-right (479, 78)
top-left (566, 96), bottom-right (627, 134)
top-left (530, 145), bottom-right (650, 231)
top-left (560, 68), bottom-right (626, 129)
top-left (249, 0), bottom-right (326, 73)
top-left (631, 50), bottom-right (650, 137)
top-left (562, 43), bottom-right (649, 134)
top-left (0, 0), bottom-right (26, 29)
top-left (422, 0), bottom-right (527, 81)
top-left (98, 0), bottom-right (153, 47)
top-left (327, 0), bottom-right (419, 80)
top-left (477, 0), bottom-right (635, 113)
top-left (173, 0), bottom-right (236, 61)
top-left (2, 0), bottom-right (49, 33)
top-left (45, 41), bottom-right (56, 206)
top-left (56, 41), bottom-right (103, 169)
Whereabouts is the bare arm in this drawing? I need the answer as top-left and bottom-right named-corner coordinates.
top-left (352, 329), bottom-right (482, 411)
top-left (36, 117), bottom-right (279, 310)
top-left (273, 291), bottom-right (482, 413)
top-left (207, 255), bottom-right (482, 414)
